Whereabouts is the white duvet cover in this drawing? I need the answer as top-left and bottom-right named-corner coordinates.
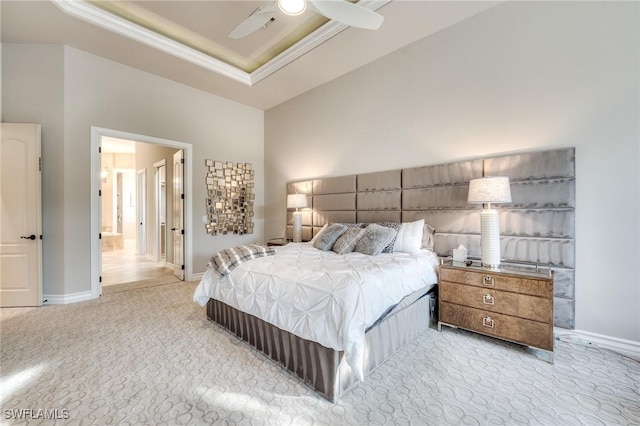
top-left (194, 242), bottom-right (439, 380)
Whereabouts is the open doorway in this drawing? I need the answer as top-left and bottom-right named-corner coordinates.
top-left (91, 127), bottom-right (192, 299)
top-left (100, 137), bottom-right (182, 287)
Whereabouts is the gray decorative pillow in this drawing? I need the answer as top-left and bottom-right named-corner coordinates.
top-left (313, 223), bottom-right (348, 251)
top-left (354, 224), bottom-right (398, 256)
top-left (332, 228), bottom-right (366, 255)
top-left (339, 222), bottom-right (366, 229)
top-left (375, 222), bottom-right (402, 253)
top-left (421, 223), bottom-right (436, 251)
top-left (309, 224), bottom-right (328, 244)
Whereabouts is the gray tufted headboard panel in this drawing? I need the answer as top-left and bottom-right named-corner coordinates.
top-left (286, 148), bottom-right (576, 329)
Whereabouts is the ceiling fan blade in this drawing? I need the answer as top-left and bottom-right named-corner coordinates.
top-left (308, 0), bottom-right (384, 30)
top-left (228, 4), bottom-right (278, 39)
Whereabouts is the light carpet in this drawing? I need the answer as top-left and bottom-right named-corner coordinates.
top-left (0, 281), bottom-right (638, 425)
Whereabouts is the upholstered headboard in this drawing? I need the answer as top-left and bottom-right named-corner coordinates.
top-left (286, 148), bottom-right (576, 329)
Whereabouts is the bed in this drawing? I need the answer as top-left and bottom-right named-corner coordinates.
top-left (194, 148), bottom-right (576, 401)
top-left (194, 239), bottom-right (439, 402)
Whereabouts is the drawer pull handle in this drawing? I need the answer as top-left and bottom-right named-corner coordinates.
top-left (483, 294), bottom-right (495, 305)
top-left (483, 276), bottom-right (495, 286)
top-left (483, 317), bottom-right (494, 328)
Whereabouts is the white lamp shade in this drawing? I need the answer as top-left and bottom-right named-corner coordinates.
top-left (467, 176), bottom-right (512, 204)
top-left (287, 193), bottom-right (308, 209)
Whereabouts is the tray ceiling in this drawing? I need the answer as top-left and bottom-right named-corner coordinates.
top-left (88, 0), bottom-right (332, 73)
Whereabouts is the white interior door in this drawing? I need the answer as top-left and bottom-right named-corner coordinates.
top-left (0, 123), bottom-right (43, 307)
top-left (172, 150), bottom-right (184, 280)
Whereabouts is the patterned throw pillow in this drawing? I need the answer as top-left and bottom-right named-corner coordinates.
top-left (354, 224), bottom-right (398, 256)
top-left (332, 228), bottom-right (366, 255)
top-left (312, 223), bottom-right (362, 244)
top-left (340, 223), bottom-right (366, 229)
top-left (313, 223), bottom-right (348, 251)
top-left (374, 222), bottom-right (402, 253)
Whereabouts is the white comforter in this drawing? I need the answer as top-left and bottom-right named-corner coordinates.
top-left (194, 242), bottom-right (439, 380)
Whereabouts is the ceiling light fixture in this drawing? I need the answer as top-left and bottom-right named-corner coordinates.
top-left (278, 0), bottom-right (306, 16)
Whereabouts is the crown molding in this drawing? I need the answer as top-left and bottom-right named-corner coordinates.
top-left (50, 0), bottom-right (390, 87)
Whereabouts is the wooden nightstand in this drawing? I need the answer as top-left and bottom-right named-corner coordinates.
top-left (438, 261), bottom-right (554, 362)
top-left (267, 238), bottom-right (289, 247)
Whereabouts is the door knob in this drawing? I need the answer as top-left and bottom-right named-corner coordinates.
top-left (171, 228), bottom-right (176, 231)
top-left (21, 234), bottom-right (36, 240)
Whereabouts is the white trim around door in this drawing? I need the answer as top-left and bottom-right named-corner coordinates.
top-left (90, 127), bottom-right (193, 299)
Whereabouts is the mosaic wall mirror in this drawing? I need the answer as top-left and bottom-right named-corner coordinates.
top-left (205, 160), bottom-right (254, 235)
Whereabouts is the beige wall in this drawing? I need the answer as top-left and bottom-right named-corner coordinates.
top-left (2, 44), bottom-right (265, 297)
top-left (265, 2), bottom-right (639, 342)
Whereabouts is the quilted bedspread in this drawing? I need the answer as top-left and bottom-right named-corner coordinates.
top-left (193, 242), bottom-right (439, 380)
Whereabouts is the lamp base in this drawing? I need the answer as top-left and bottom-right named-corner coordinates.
top-left (292, 212), bottom-right (302, 243)
top-left (480, 208), bottom-right (501, 269)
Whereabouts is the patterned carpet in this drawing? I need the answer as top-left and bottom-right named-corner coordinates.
top-left (0, 281), bottom-right (638, 425)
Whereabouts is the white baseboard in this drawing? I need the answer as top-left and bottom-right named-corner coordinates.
top-left (555, 328), bottom-right (640, 361)
top-left (43, 291), bottom-right (94, 305)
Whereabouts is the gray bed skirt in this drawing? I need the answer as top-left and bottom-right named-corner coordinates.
top-left (206, 287), bottom-right (435, 402)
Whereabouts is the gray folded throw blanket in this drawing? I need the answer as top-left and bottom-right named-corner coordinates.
top-left (210, 244), bottom-right (275, 279)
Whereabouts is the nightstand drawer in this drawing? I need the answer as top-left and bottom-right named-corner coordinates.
top-left (440, 282), bottom-right (552, 323)
top-left (440, 268), bottom-right (552, 298)
top-left (440, 302), bottom-right (553, 350)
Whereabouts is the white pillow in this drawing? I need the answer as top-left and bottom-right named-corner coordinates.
top-left (393, 219), bottom-right (425, 254)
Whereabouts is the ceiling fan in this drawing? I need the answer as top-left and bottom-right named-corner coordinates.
top-left (228, 0), bottom-right (384, 39)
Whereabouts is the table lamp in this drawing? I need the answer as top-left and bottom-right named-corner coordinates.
top-left (467, 176), bottom-right (512, 269)
top-left (287, 194), bottom-right (308, 243)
